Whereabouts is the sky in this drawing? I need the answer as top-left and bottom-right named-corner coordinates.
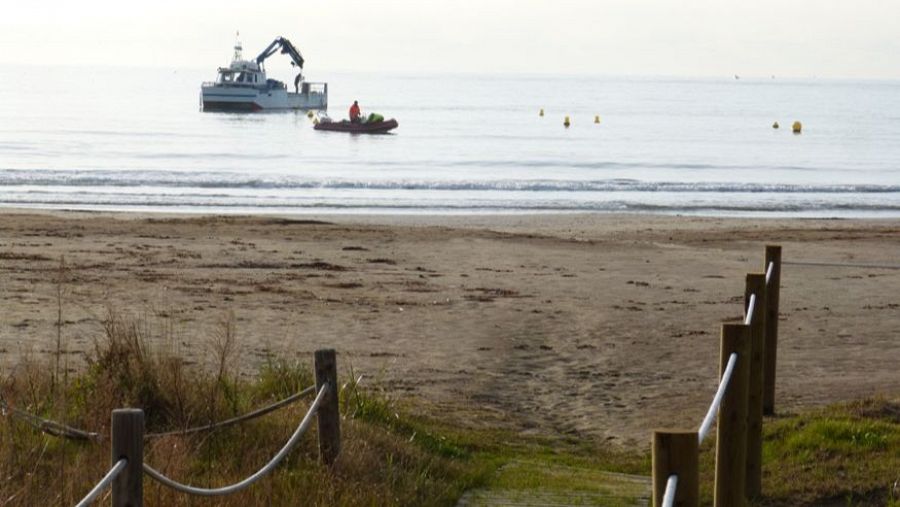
top-left (3, 0), bottom-right (900, 79)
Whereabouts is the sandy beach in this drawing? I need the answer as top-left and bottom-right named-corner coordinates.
top-left (1, 211), bottom-right (897, 445)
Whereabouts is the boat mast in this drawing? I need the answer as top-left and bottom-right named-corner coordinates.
top-left (233, 31), bottom-right (243, 63)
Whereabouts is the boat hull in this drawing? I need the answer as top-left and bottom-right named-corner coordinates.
top-left (201, 85), bottom-right (327, 112)
top-left (314, 119), bottom-right (399, 134)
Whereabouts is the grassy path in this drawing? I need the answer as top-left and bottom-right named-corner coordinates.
top-left (456, 460), bottom-right (651, 507)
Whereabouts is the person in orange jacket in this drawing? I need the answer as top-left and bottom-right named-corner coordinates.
top-left (349, 101), bottom-right (361, 123)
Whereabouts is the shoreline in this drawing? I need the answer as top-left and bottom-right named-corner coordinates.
top-left (1, 205), bottom-right (898, 221)
top-left (2, 206), bottom-right (900, 226)
top-left (1, 209), bottom-right (898, 445)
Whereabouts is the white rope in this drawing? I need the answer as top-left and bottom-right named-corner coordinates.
top-left (74, 458), bottom-right (127, 507)
top-left (1, 397), bottom-right (99, 441)
top-left (698, 352), bottom-right (737, 443)
top-left (744, 293), bottom-right (756, 326)
top-left (147, 385), bottom-right (316, 438)
top-left (2, 386), bottom-right (317, 442)
top-left (661, 474), bottom-right (678, 507)
top-left (143, 383), bottom-right (328, 496)
top-left (784, 260), bottom-right (900, 270)
top-left (765, 261), bottom-right (775, 284)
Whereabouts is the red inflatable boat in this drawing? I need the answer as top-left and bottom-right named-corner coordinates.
top-left (314, 119), bottom-right (399, 134)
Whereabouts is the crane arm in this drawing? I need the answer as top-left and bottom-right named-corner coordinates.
top-left (255, 37), bottom-right (305, 69)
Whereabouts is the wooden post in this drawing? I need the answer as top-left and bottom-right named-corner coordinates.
top-left (111, 409), bottom-right (144, 507)
top-left (763, 245), bottom-right (781, 416)
top-left (744, 274), bottom-right (766, 499)
top-left (652, 430), bottom-right (699, 507)
top-left (714, 324), bottom-right (751, 507)
top-left (314, 349), bottom-right (341, 465)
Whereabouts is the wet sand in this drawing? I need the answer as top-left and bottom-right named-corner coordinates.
top-left (1, 210), bottom-right (898, 445)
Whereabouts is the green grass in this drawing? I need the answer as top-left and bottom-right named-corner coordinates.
top-left (780, 419), bottom-right (892, 454)
top-left (697, 396), bottom-right (900, 506)
top-left (756, 397), bottom-right (900, 506)
top-left (348, 387), bottom-right (470, 459)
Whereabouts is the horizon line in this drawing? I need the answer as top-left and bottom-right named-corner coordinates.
top-left (5, 62), bottom-right (900, 83)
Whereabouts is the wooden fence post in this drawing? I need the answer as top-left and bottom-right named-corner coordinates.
top-left (111, 408), bottom-right (144, 507)
top-left (715, 323), bottom-right (751, 507)
top-left (744, 274), bottom-right (766, 499)
top-left (652, 430), bottom-right (698, 507)
top-left (763, 245), bottom-right (781, 416)
top-left (315, 349), bottom-right (341, 465)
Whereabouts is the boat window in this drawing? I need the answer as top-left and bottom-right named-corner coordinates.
top-left (218, 72), bottom-right (234, 83)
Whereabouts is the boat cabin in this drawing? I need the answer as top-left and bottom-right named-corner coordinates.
top-left (217, 69), bottom-right (261, 86)
top-left (215, 61), bottom-right (271, 88)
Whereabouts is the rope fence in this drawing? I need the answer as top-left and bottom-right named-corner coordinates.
top-left (145, 384), bottom-right (316, 438)
top-left (661, 474), bottom-right (678, 507)
top-left (1, 396), bottom-right (100, 441)
top-left (697, 352), bottom-right (737, 444)
top-left (143, 383), bottom-right (328, 497)
top-left (1, 384), bottom-right (317, 442)
top-left (74, 458), bottom-right (127, 507)
top-left (744, 293), bottom-right (757, 326)
top-left (652, 245), bottom-right (782, 507)
top-left (3, 349), bottom-right (343, 506)
top-left (783, 260), bottom-right (900, 270)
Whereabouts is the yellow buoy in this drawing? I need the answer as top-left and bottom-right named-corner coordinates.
top-left (594, 115), bottom-right (600, 124)
top-left (792, 121), bottom-right (802, 133)
top-left (772, 121), bottom-right (779, 129)
top-left (307, 110), bottom-right (314, 118)
top-left (564, 116), bottom-right (571, 128)
top-left (539, 108), bottom-right (544, 117)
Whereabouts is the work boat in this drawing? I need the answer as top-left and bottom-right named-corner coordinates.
top-left (201, 36), bottom-right (327, 112)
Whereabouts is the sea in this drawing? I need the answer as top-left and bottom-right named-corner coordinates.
top-left (2, 65), bottom-right (899, 217)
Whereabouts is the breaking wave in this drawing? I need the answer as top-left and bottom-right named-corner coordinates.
top-left (0, 169), bottom-right (898, 194)
top-left (3, 191), bottom-right (899, 216)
